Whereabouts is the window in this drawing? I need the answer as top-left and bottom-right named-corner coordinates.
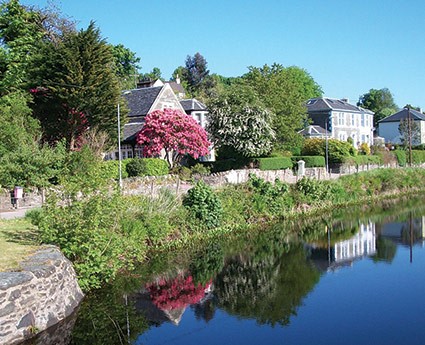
top-left (361, 114), bottom-right (365, 127)
top-left (134, 145), bottom-right (143, 158)
top-left (351, 114), bottom-right (355, 126)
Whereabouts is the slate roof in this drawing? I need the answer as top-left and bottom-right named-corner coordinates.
top-left (122, 122), bottom-right (144, 144)
top-left (378, 108), bottom-right (425, 123)
top-left (298, 125), bottom-right (331, 137)
top-left (166, 81), bottom-right (185, 95)
top-left (123, 87), bottom-right (162, 117)
top-left (307, 98), bottom-right (374, 114)
top-left (180, 99), bottom-right (207, 112)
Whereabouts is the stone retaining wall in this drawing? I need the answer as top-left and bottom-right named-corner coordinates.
top-left (0, 189), bottom-right (43, 211)
top-left (0, 246), bottom-right (83, 345)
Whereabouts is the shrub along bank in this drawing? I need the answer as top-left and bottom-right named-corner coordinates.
top-left (29, 166), bottom-right (425, 292)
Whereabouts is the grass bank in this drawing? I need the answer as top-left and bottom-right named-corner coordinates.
top-left (0, 218), bottom-right (39, 271)
top-left (29, 167), bottom-right (425, 291)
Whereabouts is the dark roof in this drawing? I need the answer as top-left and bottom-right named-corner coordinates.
top-left (378, 108), bottom-right (425, 123)
top-left (298, 125), bottom-right (330, 137)
top-left (307, 98), bottom-right (374, 114)
top-left (122, 122), bottom-right (144, 143)
top-left (136, 79), bottom-right (161, 88)
top-left (123, 87), bottom-right (162, 117)
top-left (180, 99), bottom-right (207, 112)
top-left (165, 81), bottom-right (185, 94)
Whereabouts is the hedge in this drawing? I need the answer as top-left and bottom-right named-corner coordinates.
top-left (292, 156), bottom-right (325, 168)
top-left (393, 150), bottom-right (407, 167)
top-left (344, 155), bottom-right (382, 166)
top-left (99, 159), bottom-right (130, 179)
top-left (211, 158), bottom-right (252, 172)
top-left (126, 158), bottom-right (169, 177)
top-left (257, 157), bottom-right (293, 170)
top-left (412, 150), bottom-right (425, 164)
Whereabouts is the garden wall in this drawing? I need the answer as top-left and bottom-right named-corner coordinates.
top-left (0, 246), bottom-right (83, 345)
top-left (0, 189), bottom-right (43, 211)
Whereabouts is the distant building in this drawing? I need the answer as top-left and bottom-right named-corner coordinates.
top-left (305, 98), bottom-right (374, 148)
top-left (378, 108), bottom-right (425, 145)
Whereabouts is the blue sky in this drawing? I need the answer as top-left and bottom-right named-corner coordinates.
top-left (22, 0), bottom-right (425, 108)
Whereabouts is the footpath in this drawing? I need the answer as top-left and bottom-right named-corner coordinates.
top-left (0, 207), bottom-right (37, 220)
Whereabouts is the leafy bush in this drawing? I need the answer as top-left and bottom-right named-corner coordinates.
top-left (344, 155), bottom-right (382, 166)
top-left (191, 163), bottom-right (210, 175)
top-left (37, 191), bottom-right (147, 291)
top-left (302, 138), bottom-right (355, 163)
top-left (135, 188), bottom-right (180, 244)
top-left (98, 159), bottom-right (130, 179)
top-left (292, 156), bottom-right (325, 167)
top-left (358, 143), bottom-right (371, 155)
top-left (126, 158), bottom-right (169, 177)
top-left (295, 177), bottom-right (329, 203)
top-left (0, 141), bottom-right (66, 189)
top-left (412, 150), bottom-right (425, 164)
top-left (211, 159), bottom-right (251, 172)
top-left (248, 174), bottom-right (292, 215)
top-left (257, 157), bottom-right (293, 170)
top-left (183, 180), bottom-right (222, 229)
top-left (393, 150), bottom-right (407, 166)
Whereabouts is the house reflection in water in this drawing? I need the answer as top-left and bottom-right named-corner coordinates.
top-left (307, 221), bottom-right (376, 271)
top-left (377, 215), bottom-right (425, 246)
top-left (334, 222), bottom-right (376, 263)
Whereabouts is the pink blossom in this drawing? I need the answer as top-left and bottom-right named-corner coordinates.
top-left (136, 109), bottom-right (210, 166)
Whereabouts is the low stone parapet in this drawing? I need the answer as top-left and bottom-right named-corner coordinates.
top-left (0, 246), bottom-right (83, 345)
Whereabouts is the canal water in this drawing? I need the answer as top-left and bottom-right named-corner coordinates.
top-left (26, 197), bottom-right (425, 345)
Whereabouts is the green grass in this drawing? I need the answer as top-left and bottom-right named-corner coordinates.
top-left (0, 218), bottom-right (40, 272)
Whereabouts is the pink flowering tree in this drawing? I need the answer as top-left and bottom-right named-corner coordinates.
top-left (136, 108), bottom-right (210, 167)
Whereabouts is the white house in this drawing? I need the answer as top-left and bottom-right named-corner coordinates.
top-left (305, 98), bottom-right (374, 148)
top-left (378, 108), bottom-right (425, 145)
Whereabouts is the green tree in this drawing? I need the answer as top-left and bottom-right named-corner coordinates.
top-left (357, 88), bottom-right (398, 126)
top-left (0, 0), bottom-right (43, 93)
top-left (180, 52), bottom-right (213, 97)
top-left (399, 117), bottom-right (420, 147)
top-left (139, 67), bottom-right (162, 81)
top-left (110, 43), bottom-right (140, 89)
top-left (29, 22), bottom-right (125, 150)
top-left (0, 91), bottom-right (39, 157)
top-left (207, 83), bottom-right (275, 157)
top-left (243, 63), bottom-right (322, 153)
top-left (0, 0), bottom-right (75, 94)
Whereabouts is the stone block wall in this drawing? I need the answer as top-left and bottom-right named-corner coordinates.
top-left (0, 246), bottom-right (83, 345)
top-left (0, 189), bottom-right (43, 211)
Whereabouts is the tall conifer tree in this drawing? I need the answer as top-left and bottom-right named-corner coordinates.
top-left (30, 22), bottom-right (125, 149)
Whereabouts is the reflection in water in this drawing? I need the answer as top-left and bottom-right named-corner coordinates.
top-left (214, 245), bottom-right (321, 327)
top-left (308, 221), bottom-right (377, 272)
top-left (21, 198), bottom-right (425, 345)
top-left (133, 274), bottom-right (213, 326)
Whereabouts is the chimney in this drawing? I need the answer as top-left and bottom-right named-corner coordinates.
top-left (176, 74), bottom-right (181, 84)
top-left (341, 98), bottom-right (349, 103)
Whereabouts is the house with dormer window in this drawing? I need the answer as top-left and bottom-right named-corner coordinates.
top-left (305, 98), bottom-right (374, 148)
top-left (104, 83), bottom-right (186, 160)
top-left (105, 82), bottom-right (214, 161)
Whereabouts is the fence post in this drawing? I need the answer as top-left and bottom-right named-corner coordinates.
top-left (176, 176), bottom-right (180, 196)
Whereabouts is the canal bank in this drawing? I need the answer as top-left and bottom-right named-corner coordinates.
top-left (0, 246), bottom-right (83, 345)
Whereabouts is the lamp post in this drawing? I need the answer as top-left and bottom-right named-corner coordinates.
top-left (117, 103), bottom-right (123, 191)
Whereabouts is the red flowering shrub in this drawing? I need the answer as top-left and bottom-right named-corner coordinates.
top-left (146, 274), bottom-right (212, 310)
top-left (136, 109), bottom-right (210, 167)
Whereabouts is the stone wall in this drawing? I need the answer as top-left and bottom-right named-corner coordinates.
top-left (0, 246), bottom-right (84, 345)
top-left (0, 189), bottom-right (43, 211)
